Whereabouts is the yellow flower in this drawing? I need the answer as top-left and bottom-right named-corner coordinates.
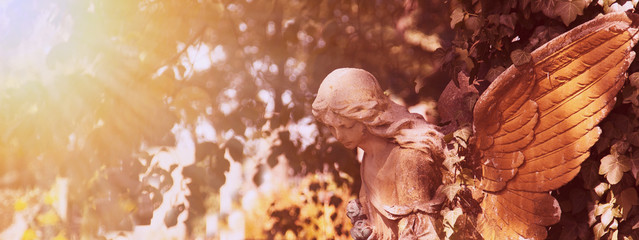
top-left (53, 231), bottom-right (68, 240)
top-left (44, 194), bottom-right (57, 205)
top-left (36, 210), bottom-right (59, 226)
top-left (120, 198), bottom-right (137, 212)
top-left (21, 228), bottom-right (37, 240)
top-left (14, 199), bottom-right (27, 211)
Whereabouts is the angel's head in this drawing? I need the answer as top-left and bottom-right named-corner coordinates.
top-left (312, 68), bottom-right (387, 149)
top-left (312, 68), bottom-right (444, 158)
top-left (312, 68), bottom-right (388, 126)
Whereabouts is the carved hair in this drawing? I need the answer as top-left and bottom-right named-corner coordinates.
top-left (312, 68), bottom-right (444, 160)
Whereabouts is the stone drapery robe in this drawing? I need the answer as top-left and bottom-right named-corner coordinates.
top-left (359, 145), bottom-right (443, 240)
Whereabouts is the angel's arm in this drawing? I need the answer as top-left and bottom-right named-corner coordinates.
top-left (394, 148), bottom-right (441, 207)
top-left (389, 149), bottom-right (444, 239)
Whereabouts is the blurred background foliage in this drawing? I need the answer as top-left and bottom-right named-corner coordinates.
top-left (2, 0), bottom-right (639, 239)
top-left (0, 0), bottom-right (449, 239)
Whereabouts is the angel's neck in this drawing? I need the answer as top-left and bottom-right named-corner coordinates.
top-left (358, 133), bottom-right (395, 164)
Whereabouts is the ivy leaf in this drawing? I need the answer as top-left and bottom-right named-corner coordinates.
top-left (510, 49), bottom-right (532, 67)
top-left (630, 151), bottom-right (639, 181)
top-left (499, 13), bottom-right (517, 30)
top-left (612, 207), bottom-right (622, 218)
top-left (464, 16), bottom-right (482, 32)
top-left (555, 0), bottom-right (587, 26)
top-left (438, 73), bottom-right (478, 133)
top-left (532, 0), bottom-right (559, 18)
top-left (595, 202), bottom-right (613, 216)
top-left (630, 72), bottom-right (639, 88)
top-left (611, 141), bottom-right (630, 155)
top-left (624, 88), bottom-right (639, 106)
top-left (611, 219), bottom-right (619, 230)
top-left (453, 127), bottom-right (472, 148)
top-left (442, 207), bottom-right (463, 227)
top-left (442, 183), bottom-right (462, 202)
top-left (581, 159), bottom-right (601, 189)
top-left (593, 222), bottom-right (607, 239)
top-left (450, 8), bottom-right (464, 29)
top-left (599, 154), bottom-right (631, 184)
top-left (443, 154), bottom-right (464, 172)
top-left (594, 182), bottom-right (610, 197)
top-left (628, 132), bottom-right (639, 147)
top-left (619, 188), bottom-right (639, 220)
top-left (601, 207), bottom-right (614, 228)
top-left (588, 203), bottom-right (598, 226)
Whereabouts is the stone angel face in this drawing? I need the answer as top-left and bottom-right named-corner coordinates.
top-left (322, 113), bottom-right (366, 149)
top-left (312, 12), bottom-right (639, 240)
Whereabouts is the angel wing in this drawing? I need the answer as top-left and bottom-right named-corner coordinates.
top-left (473, 12), bottom-right (639, 239)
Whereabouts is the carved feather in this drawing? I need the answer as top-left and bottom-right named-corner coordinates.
top-left (474, 12), bottom-right (639, 239)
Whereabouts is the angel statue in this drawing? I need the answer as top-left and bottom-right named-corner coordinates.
top-left (312, 11), bottom-right (639, 240)
top-left (313, 67), bottom-right (447, 239)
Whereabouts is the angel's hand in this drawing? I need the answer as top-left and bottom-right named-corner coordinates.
top-left (346, 199), bottom-right (367, 222)
top-left (351, 220), bottom-right (374, 240)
